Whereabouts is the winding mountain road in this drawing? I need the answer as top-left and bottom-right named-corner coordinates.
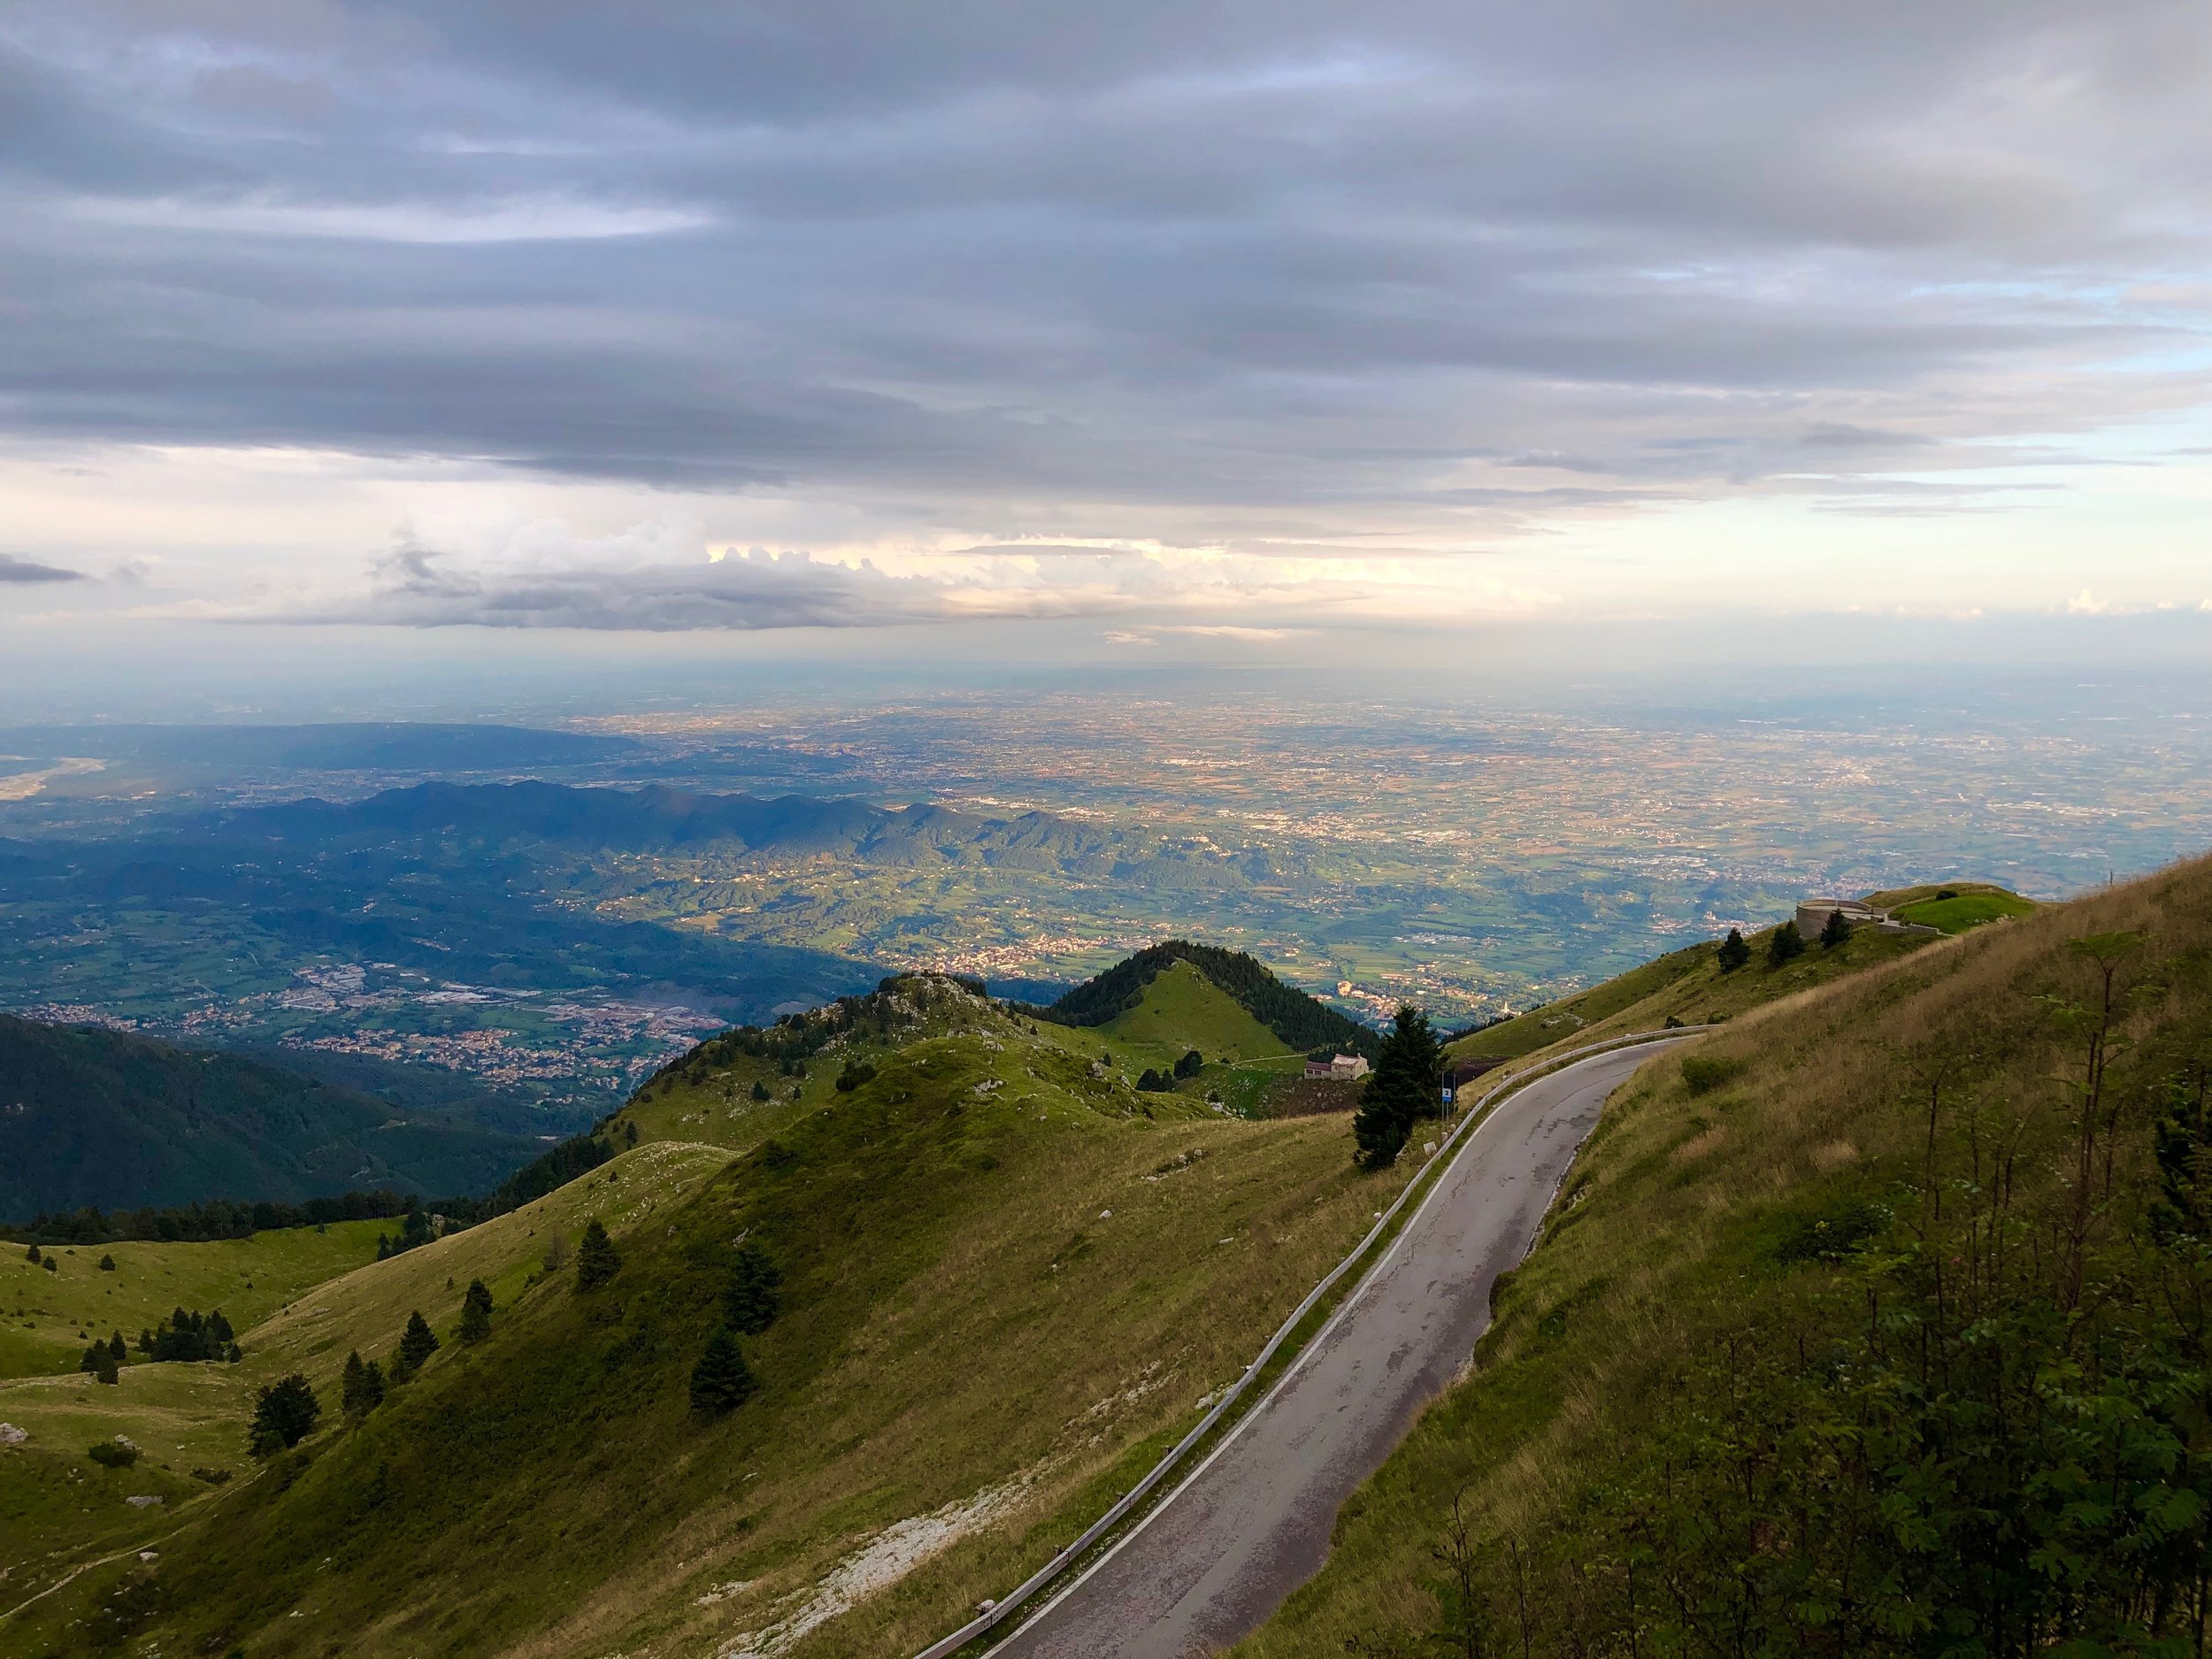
top-left (992, 1040), bottom-right (1678, 1659)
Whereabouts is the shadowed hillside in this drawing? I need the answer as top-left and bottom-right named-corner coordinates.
top-left (0, 1017), bottom-right (542, 1220)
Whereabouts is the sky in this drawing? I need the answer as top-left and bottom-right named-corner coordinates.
top-left (1, 0), bottom-right (2209, 684)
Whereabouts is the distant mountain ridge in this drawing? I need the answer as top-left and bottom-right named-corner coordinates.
top-left (1027, 940), bottom-right (1379, 1057)
top-left (187, 780), bottom-right (1268, 884)
top-left (0, 1016), bottom-right (545, 1221)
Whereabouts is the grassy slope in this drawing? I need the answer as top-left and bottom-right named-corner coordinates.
top-left (0, 1149), bottom-right (729, 1615)
top-left (1233, 864), bottom-right (2186, 1658)
top-left (1445, 901), bottom-right (1986, 1064)
top-left (1090, 958), bottom-right (1294, 1068)
top-left (1892, 888), bottom-right (2039, 933)
top-left (617, 959), bottom-right (1297, 1154)
top-left (10, 982), bottom-right (1396, 1659)
top-left (0, 1222), bottom-right (387, 1381)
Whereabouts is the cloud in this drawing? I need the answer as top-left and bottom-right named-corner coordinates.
top-left (0, 0), bottom-right (2206, 603)
top-left (0, 552), bottom-right (87, 583)
top-left (282, 543), bottom-right (1136, 631)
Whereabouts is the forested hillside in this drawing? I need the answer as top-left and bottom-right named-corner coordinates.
top-left (0, 1017), bottom-right (541, 1218)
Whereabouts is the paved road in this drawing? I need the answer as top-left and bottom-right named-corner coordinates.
top-left (994, 1041), bottom-right (1677, 1659)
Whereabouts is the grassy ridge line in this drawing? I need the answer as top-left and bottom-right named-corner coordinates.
top-left (919, 1025), bottom-right (1699, 1659)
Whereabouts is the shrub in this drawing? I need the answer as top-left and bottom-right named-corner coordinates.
top-left (1768, 920), bottom-right (1806, 965)
top-left (1771, 1194), bottom-right (1888, 1264)
top-left (341, 1349), bottom-right (386, 1417)
top-left (1173, 1048), bottom-right (1205, 1079)
top-left (142, 1307), bottom-right (235, 1363)
top-left (1680, 1055), bottom-right (1747, 1096)
top-left (457, 1279), bottom-right (493, 1344)
top-left (87, 1439), bottom-right (138, 1469)
top-left (250, 1373), bottom-right (320, 1456)
top-left (575, 1217), bottom-right (620, 1291)
top-left (97, 1254), bottom-right (116, 1271)
top-left (689, 1328), bottom-right (758, 1416)
top-left (394, 1310), bottom-right (440, 1378)
top-left (726, 1244), bottom-right (783, 1336)
top-left (834, 1059), bottom-right (878, 1093)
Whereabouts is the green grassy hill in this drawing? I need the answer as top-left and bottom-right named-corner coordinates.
top-left (0, 1017), bottom-right (544, 1220)
top-left (0, 911), bottom-right (2025, 1657)
top-left (4, 977), bottom-right (1398, 1658)
top-left (1, 1222), bottom-right (388, 1381)
top-left (1444, 885), bottom-right (2032, 1067)
top-left (1089, 958), bottom-right (1293, 1064)
top-left (1234, 863), bottom-right (2203, 1658)
top-left (1028, 940), bottom-right (1379, 1057)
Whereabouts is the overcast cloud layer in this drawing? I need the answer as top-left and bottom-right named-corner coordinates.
top-left (1, 1), bottom-right (2208, 630)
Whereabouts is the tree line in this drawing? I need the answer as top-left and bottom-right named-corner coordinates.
top-left (6, 1129), bottom-right (617, 1245)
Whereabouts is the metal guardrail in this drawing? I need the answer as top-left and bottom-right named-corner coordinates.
top-left (908, 1023), bottom-right (1709, 1659)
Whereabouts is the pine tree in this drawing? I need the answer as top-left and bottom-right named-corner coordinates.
top-left (457, 1279), bottom-right (493, 1344)
top-left (1717, 927), bottom-right (1750, 972)
top-left (107, 1331), bottom-right (127, 1362)
top-left (689, 1327), bottom-right (758, 1415)
top-left (750, 1079), bottom-right (771, 1102)
top-left (575, 1217), bottom-right (620, 1292)
top-left (1768, 918), bottom-right (1807, 965)
top-left (98, 1254), bottom-right (116, 1271)
top-left (341, 1349), bottom-right (386, 1416)
top-left (1353, 1005), bottom-right (1443, 1170)
top-left (24, 1244), bottom-right (38, 1264)
top-left (1820, 906), bottom-right (1854, 949)
top-left (249, 1373), bottom-right (320, 1455)
top-left (394, 1310), bottom-right (440, 1379)
top-left (725, 1244), bottom-right (783, 1336)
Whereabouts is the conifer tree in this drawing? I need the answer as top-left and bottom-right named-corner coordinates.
top-left (250, 1373), bottom-right (320, 1455)
top-left (1768, 918), bottom-right (1807, 965)
top-left (1717, 927), bottom-right (1750, 972)
top-left (575, 1217), bottom-right (620, 1291)
top-left (342, 1349), bottom-right (371, 1415)
top-left (689, 1327), bottom-right (758, 1415)
top-left (1353, 1005), bottom-right (1443, 1170)
top-left (725, 1243), bottom-right (783, 1335)
top-left (107, 1331), bottom-right (127, 1362)
top-left (457, 1279), bottom-right (493, 1343)
top-left (1820, 906), bottom-right (1854, 949)
top-left (341, 1349), bottom-right (386, 1416)
top-left (394, 1310), bottom-right (440, 1378)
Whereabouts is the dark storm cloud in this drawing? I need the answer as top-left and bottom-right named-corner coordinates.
top-left (1, 0), bottom-right (2206, 537)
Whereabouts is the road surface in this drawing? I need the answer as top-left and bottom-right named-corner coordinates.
top-left (993, 1040), bottom-right (1676, 1659)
